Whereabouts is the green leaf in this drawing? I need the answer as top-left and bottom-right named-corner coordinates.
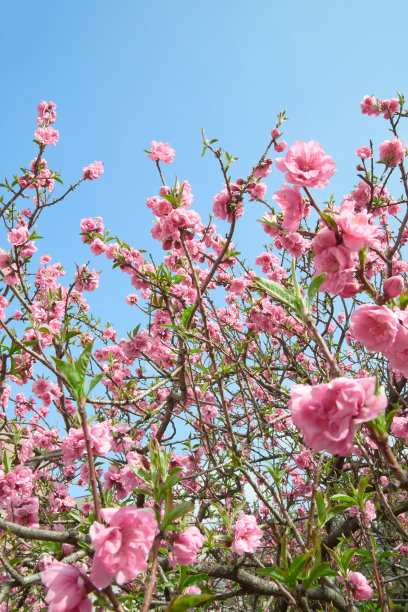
top-left (320, 211), bottom-right (337, 231)
top-left (257, 566), bottom-right (288, 583)
top-left (315, 491), bottom-right (326, 524)
top-left (76, 340), bottom-right (95, 383)
top-left (161, 474), bottom-right (183, 494)
top-left (330, 494), bottom-right (356, 504)
top-left (289, 553), bottom-right (310, 585)
top-left (182, 574), bottom-right (208, 588)
top-left (87, 372), bottom-right (105, 396)
top-left (181, 305), bottom-right (195, 328)
top-left (303, 562), bottom-right (338, 589)
top-left (307, 273), bottom-right (327, 304)
top-left (52, 357), bottom-right (82, 397)
top-left (161, 501), bottom-right (194, 529)
top-left (165, 593), bottom-right (213, 612)
top-left (254, 277), bottom-right (303, 314)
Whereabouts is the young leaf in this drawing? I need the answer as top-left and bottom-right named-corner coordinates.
top-left (161, 500), bottom-right (194, 529)
top-left (254, 277), bottom-right (303, 314)
top-left (76, 339), bottom-right (95, 383)
top-left (307, 273), bottom-right (327, 304)
top-left (165, 593), bottom-right (213, 612)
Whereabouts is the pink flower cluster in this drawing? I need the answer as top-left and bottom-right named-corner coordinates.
top-left (312, 229), bottom-right (357, 296)
top-left (272, 183), bottom-right (306, 233)
top-left (347, 571), bottom-right (374, 600)
top-left (34, 100), bottom-right (59, 145)
top-left (232, 512), bottom-right (263, 555)
top-left (62, 422), bottom-right (112, 466)
top-left (148, 141), bottom-right (175, 164)
top-left (89, 506), bottom-right (158, 589)
top-left (360, 95), bottom-right (400, 119)
top-left (82, 161), bottom-right (104, 180)
top-left (289, 377), bottom-right (387, 456)
top-left (212, 183), bottom-right (244, 223)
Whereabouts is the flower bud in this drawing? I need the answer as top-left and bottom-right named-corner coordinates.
top-left (384, 275), bottom-right (404, 298)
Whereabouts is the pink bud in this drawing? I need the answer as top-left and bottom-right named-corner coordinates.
top-left (271, 128), bottom-right (280, 139)
top-left (384, 275), bottom-right (404, 298)
top-left (274, 141), bottom-right (287, 153)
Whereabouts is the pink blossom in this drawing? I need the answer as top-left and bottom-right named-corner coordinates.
top-left (148, 141), bottom-right (175, 164)
top-left (8, 226), bottom-right (29, 246)
top-left (170, 526), bottom-right (205, 566)
top-left (350, 304), bottom-right (399, 353)
top-left (90, 506), bottom-right (158, 589)
top-left (289, 377), bottom-right (387, 456)
top-left (336, 206), bottom-right (380, 251)
top-left (379, 98), bottom-right (400, 119)
top-left (248, 182), bottom-right (267, 199)
top-left (232, 512), bottom-right (263, 555)
top-left (35, 127), bottom-right (59, 146)
top-left (383, 275), bottom-right (404, 298)
top-left (37, 101), bottom-right (57, 125)
top-left (83, 161), bottom-right (104, 180)
top-left (391, 415), bottom-right (408, 443)
top-left (275, 140), bottom-right (336, 188)
top-left (41, 561), bottom-right (92, 612)
top-left (360, 95), bottom-right (380, 117)
top-left (379, 137), bottom-right (406, 166)
top-left (355, 146), bottom-right (373, 159)
top-left (253, 158), bottom-right (272, 178)
top-left (273, 184), bottom-right (306, 233)
top-left (312, 229), bottom-right (356, 295)
top-left (74, 266), bottom-right (99, 292)
top-left (348, 571), bottom-right (374, 600)
top-left (274, 141), bottom-right (287, 153)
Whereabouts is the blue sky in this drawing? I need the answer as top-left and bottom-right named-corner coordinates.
top-left (1, 0), bottom-right (407, 334)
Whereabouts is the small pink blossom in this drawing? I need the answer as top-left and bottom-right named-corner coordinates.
top-left (379, 98), bottom-right (400, 119)
top-left (170, 526), bottom-right (205, 566)
top-left (35, 127), bottom-right (59, 146)
top-left (360, 95), bottom-right (380, 117)
top-left (355, 146), bottom-right (373, 159)
top-left (232, 512), bottom-right (263, 555)
top-left (289, 377), bottom-right (387, 456)
top-left (90, 506), bottom-right (158, 589)
top-left (274, 140), bottom-right (287, 152)
top-left (347, 571), bottom-right (374, 600)
top-left (379, 137), bottom-right (406, 166)
top-left (83, 161), bottom-right (104, 180)
top-left (148, 141), bottom-right (175, 164)
top-left (275, 140), bottom-right (336, 188)
top-left (273, 184), bottom-right (306, 233)
top-left (41, 561), bottom-right (92, 612)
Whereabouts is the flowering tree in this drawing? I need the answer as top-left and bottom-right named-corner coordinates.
top-left (1, 95), bottom-right (408, 611)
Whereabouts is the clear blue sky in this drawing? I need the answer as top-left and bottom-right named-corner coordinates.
top-left (1, 0), bottom-right (407, 334)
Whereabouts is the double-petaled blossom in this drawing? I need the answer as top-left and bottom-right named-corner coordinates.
top-left (148, 141), bottom-right (175, 163)
top-left (289, 377), bottom-right (387, 456)
top-left (272, 183), bottom-right (306, 233)
top-left (275, 140), bottom-right (336, 188)
top-left (83, 161), bottom-right (104, 180)
top-left (379, 137), bottom-right (406, 166)
top-left (41, 561), bottom-right (92, 612)
top-left (90, 506), bottom-right (158, 589)
top-left (350, 304), bottom-right (399, 353)
top-left (170, 526), bottom-right (206, 566)
top-left (347, 571), bottom-right (374, 600)
top-left (232, 512), bottom-right (263, 555)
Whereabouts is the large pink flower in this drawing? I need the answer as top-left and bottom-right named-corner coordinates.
top-left (41, 561), bottom-right (92, 612)
top-left (275, 141), bottom-right (336, 188)
top-left (385, 324), bottom-right (408, 377)
top-left (312, 229), bottom-right (356, 295)
top-left (90, 506), bottom-right (158, 589)
top-left (232, 512), bottom-right (263, 555)
top-left (148, 141), bottom-right (175, 164)
top-left (350, 304), bottom-right (399, 353)
top-left (289, 377), bottom-right (387, 456)
top-left (170, 526), bottom-right (205, 566)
